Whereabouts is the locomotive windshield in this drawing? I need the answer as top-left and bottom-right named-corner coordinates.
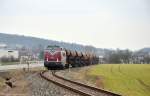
top-left (46, 45), bottom-right (60, 50)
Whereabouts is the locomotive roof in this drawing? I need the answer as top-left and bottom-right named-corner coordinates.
top-left (47, 45), bottom-right (60, 48)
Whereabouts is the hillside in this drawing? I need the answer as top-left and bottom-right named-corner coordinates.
top-left (0, 33), bottom-right (97, 53)
top-left (1, 33), bottom-right (150, 57)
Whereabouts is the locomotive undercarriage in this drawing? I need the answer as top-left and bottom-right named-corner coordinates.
top-left (44, 61), bottom-right (65, 70)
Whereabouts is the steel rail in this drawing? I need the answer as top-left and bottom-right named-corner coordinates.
top-left (40, 70), bottom-right (121, 96)
top-left (40, 70), bottom-right (91, 96)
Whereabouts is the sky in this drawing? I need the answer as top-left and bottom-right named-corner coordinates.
top-left (0, 0), bottom-right (150, 50)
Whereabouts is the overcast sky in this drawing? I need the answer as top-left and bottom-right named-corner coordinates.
top-left (0, 0), bottom-right (150, 50)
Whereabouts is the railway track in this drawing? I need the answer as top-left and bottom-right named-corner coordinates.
top-left (40, 70), bottom-right (121, 96)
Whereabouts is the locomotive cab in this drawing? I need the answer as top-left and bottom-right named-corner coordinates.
top-left (44, 45), bottom-right (66, 70)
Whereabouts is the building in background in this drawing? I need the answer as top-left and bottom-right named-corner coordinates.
top-left (0, 49), bottom-right (19, 59)
top-left (0, 43), bottom-right (7, 49)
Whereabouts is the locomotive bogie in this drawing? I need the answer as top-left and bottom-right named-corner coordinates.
top-left (44, 61), bottom-right (65, 70)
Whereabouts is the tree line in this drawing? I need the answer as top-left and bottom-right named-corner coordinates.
top-left (103, 49), bottom-right (150, 64)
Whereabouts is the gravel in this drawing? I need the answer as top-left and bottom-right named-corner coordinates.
top-left (26, 72), bottom-right (81, 96)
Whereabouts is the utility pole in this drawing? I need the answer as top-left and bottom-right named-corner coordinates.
top-left (27, 61), bottom-right (29, 72)
top-left (0, 58), bottom-right (1, 66)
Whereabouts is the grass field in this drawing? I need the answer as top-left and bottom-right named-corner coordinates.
top-left (86, 64), bottom-right (150, 96)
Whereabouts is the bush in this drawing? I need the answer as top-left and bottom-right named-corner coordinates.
top-left (0, 56), bottom-right (19, 62)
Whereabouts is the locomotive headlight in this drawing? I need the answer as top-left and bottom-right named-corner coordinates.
top-left (57, 58), bottom-right (59, 62)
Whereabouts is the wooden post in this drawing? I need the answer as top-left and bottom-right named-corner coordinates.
top-left (27, 61), bottom-right (29, 72)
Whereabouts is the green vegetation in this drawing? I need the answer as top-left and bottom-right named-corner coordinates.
top-left (87, 64), bottom-right (150, 96)
top-left (0, 62), bottom-right (20, 65)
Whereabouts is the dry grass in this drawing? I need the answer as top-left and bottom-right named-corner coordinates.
top-left (0, 66), bottom-right (45, 96)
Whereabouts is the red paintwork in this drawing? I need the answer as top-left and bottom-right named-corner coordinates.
top-left (44, 50), bottom-right (61, 62)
